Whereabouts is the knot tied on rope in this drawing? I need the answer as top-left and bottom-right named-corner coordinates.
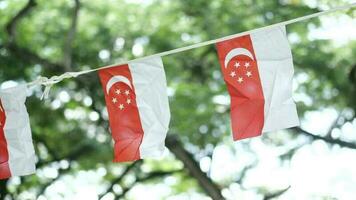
top-left (33, 72), bottom-right (82, 100)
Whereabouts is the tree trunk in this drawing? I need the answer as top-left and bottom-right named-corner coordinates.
top-left (166, 135), bottom-right (225, 200)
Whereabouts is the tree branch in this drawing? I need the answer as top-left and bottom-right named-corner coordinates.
top-left (166, 135), bottom-right (225, 200)
top-left (37, 163), bottom-right (73, 196)
top-left (99, 160), bottom-right (181, 200)
top-left (263, 186), bottom-right (291, 200)
top-left (279, 144), bottom-right (305, 160)
top-left (36, 141), bottom-right (96, 168)
top-left (36, 142), bottom-right (97, 196)
top-left (236, 162), bottom-right (257, 187)
top-left (114, 169), bottom-right (182, 200)
top-left (98, 161), bottom-right (142, 199)
top-left (325, 112), bottom-right (343, 138)
top-left (5, 0), bottom-right (37, 42)
top-left (4, 0), bottom-right (64, 71)
top-left (294, 127), bottom-right (356, 149)
top-left (63, 0), bottom-right (80, 71)
top-left (7, 42), bottom-right (64, 71)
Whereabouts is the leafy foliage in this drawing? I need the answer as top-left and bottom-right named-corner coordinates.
top-left (0, 0), bottom-right (355, 199)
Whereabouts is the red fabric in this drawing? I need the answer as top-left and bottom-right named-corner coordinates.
top-left (216, 35), bottom-right (265, 140)
top-left (0, 100), bottom-right (11, 179)
top-left (98, 65), bottom-right (144, 162)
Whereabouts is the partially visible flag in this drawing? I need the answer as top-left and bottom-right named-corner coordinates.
top-left (0, 85), bottom-right (36, 179)
top-left (98, 57), bottom-right (170, 162)
top-left (216, 25), bottom-right (299, 140)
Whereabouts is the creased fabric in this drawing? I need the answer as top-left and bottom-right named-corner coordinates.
top-left (0, 85), bottom-right (36, 179)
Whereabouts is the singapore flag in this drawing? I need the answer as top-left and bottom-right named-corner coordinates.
top-left (98, 57), bottom-right (170, 162)
top-left (216, 25), bottom-right (299, 140)
top-left (0, 85), bottom-right (36, 179)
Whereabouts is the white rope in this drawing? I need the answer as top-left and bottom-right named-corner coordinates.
top-left (28, 72), bottom-right (82, 99)
top-left (26, 2), bottom-right (356, 99)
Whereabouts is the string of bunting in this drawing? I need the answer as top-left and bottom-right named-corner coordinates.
top-left (0, 3), bottom-right (355, 179)
top-left (26, 2), bottom-right (356, 99)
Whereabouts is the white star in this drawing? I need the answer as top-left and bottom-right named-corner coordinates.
top-left (245, 62), bottom-right (250, 68)
top-left (230, 71), bottom-right (236, 77)
top-left (124, 90), bottom-right (130, 96)
top-left (119, 104), bottom-right (124, 110)
top-left (112, 98), bottom-right (117, 104)
top-left (237, 77), bottom-right (243, 83)
top-left (246, 71), bottom-right (252, 77)
top-left (234, 62), bottom-right (240, 68)
top-left (115, 89), bottom-right (121, 95)
top-left (126, 99), bottom-right (131, 104)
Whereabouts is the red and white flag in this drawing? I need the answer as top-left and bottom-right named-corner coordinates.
top-left (99, 57), bottom-right (170, 162)
top-left (0, 85), bottom-right (36, 179)
top-left (216, 25), bottom-right (299, 140)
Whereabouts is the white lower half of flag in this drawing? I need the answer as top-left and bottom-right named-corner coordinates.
top-left (129, 57), bottom-right (171, 158)
top-left (251, 26), bottom-right (300, 133)
top-left (0, 85), bottom-right (36, 179)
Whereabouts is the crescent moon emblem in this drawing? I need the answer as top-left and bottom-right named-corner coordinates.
top-left (106, 75), bottom-right (132, 94)
top-left (224, 48), bottom-right (254, 68)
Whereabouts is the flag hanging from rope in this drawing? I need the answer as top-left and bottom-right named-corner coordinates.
top-left (98, 57), bottom-right (170, 162)
top-left (216, 25), bottom-right (299, 140)
top-left (0, 85), bottom-right (36, 179)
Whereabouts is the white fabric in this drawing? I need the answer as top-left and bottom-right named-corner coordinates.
top-left (0, 85), bottom-right (36, 176)
top-left (251, 25), bottom-right (299, 132)
top-left (129, 57), bottom-right (170, 158)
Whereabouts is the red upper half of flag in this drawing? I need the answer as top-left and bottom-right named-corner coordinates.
top-left (98, 65), bottom-right (144, 162)
top-left (0, 99), bottom-right (11, 179)
top-left (216, 34), bottom-right (265, 140)
top-left (216, 35), bottom-right (263, 99)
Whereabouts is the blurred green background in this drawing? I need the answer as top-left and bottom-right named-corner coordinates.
top-left (0, 0), bottom-right (355, 199)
